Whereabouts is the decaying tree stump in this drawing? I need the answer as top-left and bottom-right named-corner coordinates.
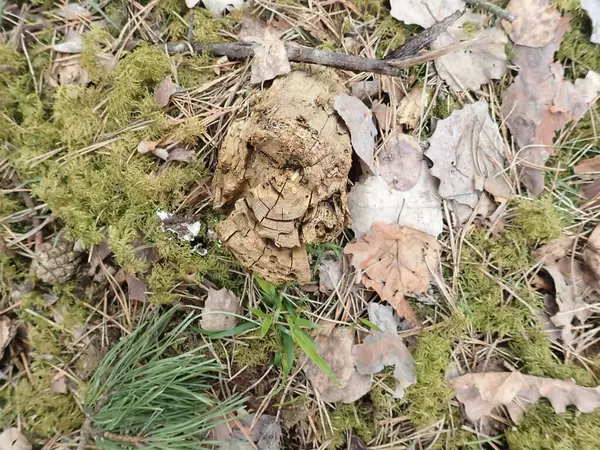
top-left (213, 66), bottom-right (352, 284)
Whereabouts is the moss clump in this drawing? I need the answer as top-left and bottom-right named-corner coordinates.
top-left (233, 329), bottom-right (280, 366)
top-left (147, 263), bottom-right (178, 305)
top-left (326, 403), bottom-right (377, 449)
top-left (433, 95), bottom-right (460, 120)
top-left (374, 15), bottom-right (408, 58)
top-left (0, 367), bottom-right (83, 437)
top-left (513, 197), bottom-right (567, 242)
top-left (406, 333), bottom-right (455, 427)
top-left (169, 9), bottom-right (242, 43)
top-left (80, 27), bottom-right (115, 84)
top-left (53, 86), bottom-right (104, 147)
top-left (176, 54), bottom-right (216, 89)
top-left (461, 21), bottom-right (481, 36)
top-left (506, 402), bottom-right (600, 450)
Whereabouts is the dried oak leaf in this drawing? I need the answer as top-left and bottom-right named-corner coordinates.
top-left (426, 101), bottom-right (511, 217)
top-left (352, 331), bottom-right (416, 398)
top-left (348, 164), bottom-right (443, 239)
top-left (200, 288), bottom-right (241, 332)
top-left (451, 372), bottom-right (600, 424)
top-left (544, 265), bottom-right (590, 345)
top-left (390, 0), bottom-right (465, 29)
top-left (302, 327), bottom-right (372, 403)
top-left (239, 14), bottom-right (291, 85)
top-left (333, 94), bottom-right (378, 174)
top-left (503, 0), bottom-right (560, 48)
top-left (584, 223), bottom-right (600, 288)
top-left (0, 428), bottom-right (31, 450)
top-left (154, 75), bottom-right (180, 107)
top-left (582, 0), bottom-right (600, 44)
top-left (432, 12), bottom-right (508, 91)
top-left (344, 222), bottom-right (440, 324)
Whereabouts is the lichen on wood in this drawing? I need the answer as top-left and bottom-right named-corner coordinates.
top-left (213, 66), bottom-right (353, 284)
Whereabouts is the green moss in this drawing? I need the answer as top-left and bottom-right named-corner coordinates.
top-left (433, 95), bottom-right (460, 120)
top-left (514, 196), bottom-right (567, 242)
top-left (1, 367), bottom-right (83, 437)
top-left (53, 86), bottom-right (104, 147)
top-left (506, 402), bottom-right (600, 450)
top-left (170, 9), bottom-right (242, 44)
top-left (80, 27), bottom-right (115, 84)
top-left (233, 330), bottom-right (280, 366)
top-left (177, 54), bottom-right (215, 90)
top-left (406, 333), bottom-right (455, 427)
top-left (511, 328), bottom-right (596, 386)
top-left (461, 22), bottom-right (480, 36)
top-left (375, 15), bottom-right (407, 58)
top-left (326, 403), bottom-right (377, 449)
top-left (317, 39), bottom-right (339, 52)
top-left (147, 263), bottom-right (178, 305)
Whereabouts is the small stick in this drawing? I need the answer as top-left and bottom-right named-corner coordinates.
top-left (465, 0), bottom-right (516, 22)
top-left (11, 173), bottom-right (42, 252)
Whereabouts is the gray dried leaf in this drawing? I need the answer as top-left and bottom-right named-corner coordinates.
top-left (318, 253), bottom-right (343, 293)
top-left (333, 94), bottom-right (378, 174)
top-left (51, 372), bottom-right (68, 394)
top-left (56, 3), bottom-right (92, 18)
top-left (367, 302), bottom-right (399, 334)
top-left (504, 0), bottom-right (561, 48)
top-left (200, 288), bottom-right (241, 332)
top-left (302, 327), bottom-right (372, 403)
top-left (216, 413), bottom-right (281, 450)
top-left (154, 76), bottom-right (180, 107)
top-left (238, 15), bottom-right (291, 84)
top-left (167, 147), bottom-right (196, 163)
top-left (52, 30), bottom-right (84, 54)
top-left (352, 331), bottom-right (416, 398)
top-left (582, 0), bottom-right (600, 44)
top-left (126, 272), bottom-right (147, 302)
top-left (390, 0), bottom-right (465, 29)
top-left (0, 428), bottom-right (31, 450)
top-left (348, 164), bottom-right (443, 238)
top-left (432, 12), bottom-right (508, 91)
top-left (350, 79), bottom-right (380, 101)
top-left (426, 100), bottom-right (511, 211)
top-left (377, 133), bottom-right (422, 191)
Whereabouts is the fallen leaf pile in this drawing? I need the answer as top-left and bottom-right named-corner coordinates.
top-left (213, 67), bottom-right (352, 284)
top-left (452, 371), bottom-right (600, 424)
top-left (344, 222), bottom-right (440, 324)
top-left (200, 288), bottom-right (241, 332)
top-left (426, 100), bottom-right (511, 222)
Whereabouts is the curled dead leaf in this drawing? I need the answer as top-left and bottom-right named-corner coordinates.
top-left (302, 327), bottom-right (372, 403)
top-left (452, 371), bottom-right (600, 424)
top-left (333, 94), bottom-right (378, 174)
top-left (352, 331), bottom-right (416, 398)
top-left (344, 222), bottom-right (440, 324)
top-left (200, 288), bottom-right (241, 332)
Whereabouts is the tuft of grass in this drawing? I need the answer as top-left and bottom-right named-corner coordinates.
top-left (86, 307), bottom-right (245, 450)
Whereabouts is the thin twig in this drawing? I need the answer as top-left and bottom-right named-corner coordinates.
top-left (10, 173), bottom-right (42, 252)
top-left (465, 0), bottom-right (516, 22)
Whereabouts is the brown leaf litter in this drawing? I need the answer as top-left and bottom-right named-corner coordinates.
top-left (238, 14), bottom-right (291, 85)
top-left (574, 152), bottom-right (600, 207)
top-left (348, 136), bottom-right (443, 238)
top-left (344, 222), bottom-right (440, 324)
top-left (302, 327), bottom-right (372, 403)
top-left (426, 100), bottom-right (511, 223)
top-left (0, 428), bottom-right (31, 450)
top-left (503, 0), bottom-right (561, 48)
top-left (214, 66), bottom-right (352, 284)
top-left (390, 0), bottom-right (465, 29)
top-left (452, 372), bottom-right (600, 424)
top-left (584, 223), bottom-right (600, 289)
top-left (333, 94), bottom-right (378, 174)
top-left (200, 288), bottom-right (241, 332)
top-left (154, 75), bottom-right (181, 107)
top-left (501, 15), bottom-right (600, 195)
top-left (352, 331), bottom-right (416, 398)
top-left (432, 12), bottom-right (507, 91)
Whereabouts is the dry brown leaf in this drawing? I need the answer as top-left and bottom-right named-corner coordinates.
top-left (0, 428), bottom-right (31, 450)
top-left (344, 222), bottom-right (440, 324)
top-left (390, 0), bottom-right (465, 28)
top-left (503, 0), bottom-right (561, 48)
top-left (200, 288), bottom-right (241, 332)
top-left (348, 166), bottom-right (443, 238)
top-left (426, 101), bottom-right (511, 216)
top-left (533, 237), bottom-right (574, 265)
top-left (302, 327), bottom-right (372, 403)
top-left (333, 94), bottom-right (378, 174)
top-left (584, 223), bottom-right (600, 288)
top-left (432, 12), bottom-right (507, 91)
top-left (352, 331), bottom-right (416, 398)
top-left (167, 147), bottom-right (196, 163)
top-left (126, 272), bottom-right (147, 302)
top-left (397, 87), bottom-right (424, 129)
top-left (574, 154), bottom-right (600, 174)
top-left (238, 14), bottom-right (291, 84)
top-left (51, 372), bottom-right (68, 394)
top-left (154, 75), bottom-right (180, 107)
top-left (377, 133), bottom-right (422, 191)
top-left (372, 101), bottom-right (395, 132)
top-left (582, 0), bottom-right (600, 44)
top-left (452, 372), bottom-right (600, 424)
top-left (545, 265), bottom-right (590, 345)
